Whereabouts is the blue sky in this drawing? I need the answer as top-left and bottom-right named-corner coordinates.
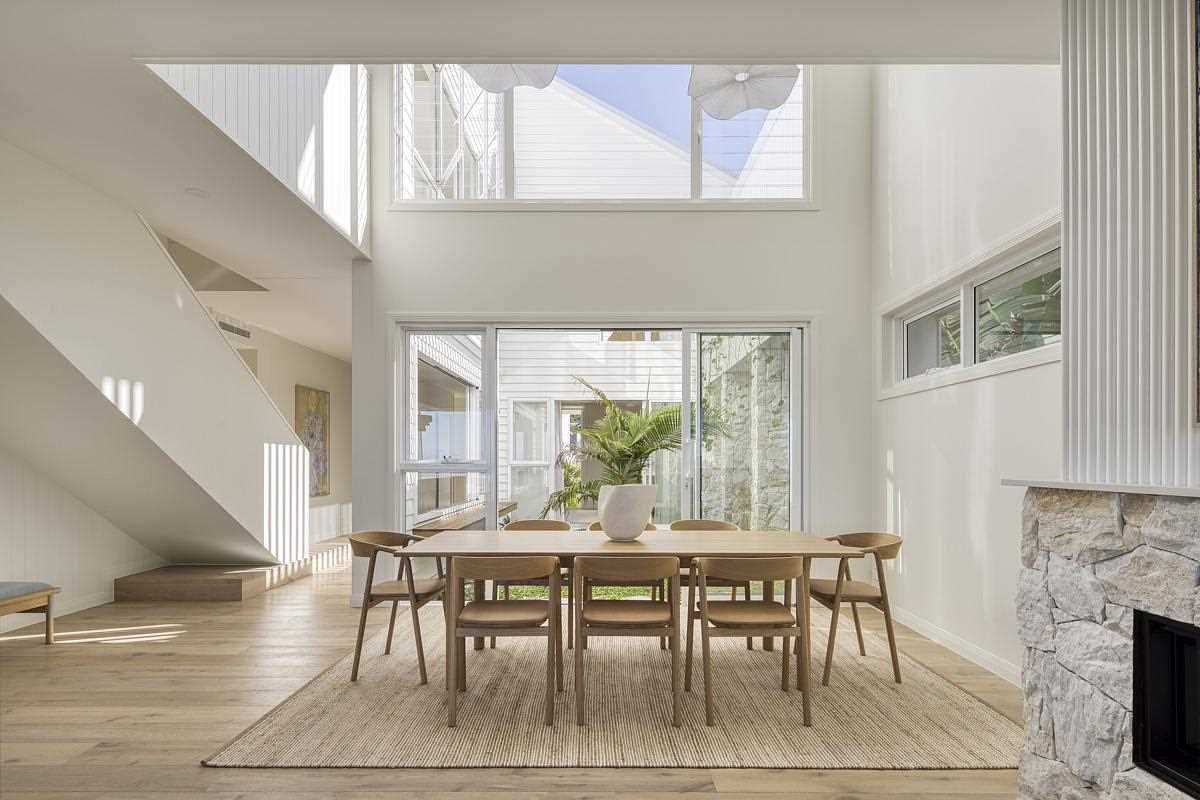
top-left (555, 65), bottom-right (766, 175)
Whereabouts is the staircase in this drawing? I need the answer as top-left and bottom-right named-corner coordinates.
top-left (0, 139), bottom-right (309, 566)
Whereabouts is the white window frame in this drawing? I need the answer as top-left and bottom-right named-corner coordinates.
top-left (389, 64), bottom-right (818, 212)
top-left (899, 297), bottom-right (962, 381)
top-left (389, 316), bottom-right (811, 532)
top-left (879, 215), bottom-right (1063, 400)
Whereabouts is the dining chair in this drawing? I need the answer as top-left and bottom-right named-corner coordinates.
top-left (490, 519), bottom-right (573, 649)
top-left (349, 531), bottom-right (446, 685)
top-left (573, 556), bottom-right (681, 727)
top-left (586, 520), bottom-right (668, 648)
top-left (669, 519), bottom-right (754, 650)
top-left (809, 532), bottom-right (903, 685)
top-left (689, 556), bottom-right (808, 726)
top-left (445, 555), bottom-right (563, 727)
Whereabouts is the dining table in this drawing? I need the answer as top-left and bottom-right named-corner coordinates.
top-left (403, 529), bottom-right (864, 726)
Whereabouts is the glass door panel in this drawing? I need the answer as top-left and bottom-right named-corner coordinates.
top-left (694, 332), bottom-right (792, 530)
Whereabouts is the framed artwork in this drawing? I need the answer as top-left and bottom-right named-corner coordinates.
top-left (295, 385), bottom-right (330, 497)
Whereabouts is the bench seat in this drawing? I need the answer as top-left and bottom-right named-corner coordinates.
top-left (0, 581), bottom-right (60, 644)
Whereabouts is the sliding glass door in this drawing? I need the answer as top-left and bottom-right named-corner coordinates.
top-left (690, 331), bottom-right (797, 530)
top-left (394, 324), bottom-right (804, 532)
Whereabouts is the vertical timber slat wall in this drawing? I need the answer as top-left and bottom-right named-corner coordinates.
top-left (1063, 0), bottom-right (1198, 485)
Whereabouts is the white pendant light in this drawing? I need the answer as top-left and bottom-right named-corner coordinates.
top-left (688, 65), bottom-right (800, 120)
top-left (460, 64), bottom-right (559, 94)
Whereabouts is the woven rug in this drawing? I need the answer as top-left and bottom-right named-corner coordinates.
top-left (204, 606), bottom-right (1021, 769)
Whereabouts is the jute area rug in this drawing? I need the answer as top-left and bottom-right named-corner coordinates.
top-left (205, 605), bottom-right (1021, 769)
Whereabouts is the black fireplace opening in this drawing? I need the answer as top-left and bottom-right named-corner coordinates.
top-left (1133, 609), bottom-right (1200, 798)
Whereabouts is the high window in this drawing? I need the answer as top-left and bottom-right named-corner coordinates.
top-left (883, 227), bottom-right (1062, 388)
top-left (392, 64), bottom-right (809, 205)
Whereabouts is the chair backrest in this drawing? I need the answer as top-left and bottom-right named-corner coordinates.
top-left (574, 556), bottom-right (679, 583)
top-left (588, 520), bottom-right (657, 532)
top-left (451, 555), bottom-right (559, 582)
top-left (694, 556), bottom-right (804, 582)
top-left (349, 530), bottom-right (421, 557)
top-left (669, 519), bottom-right (739, 531)
top-left (503, 518), bottom-right (571, 532)
top-left (832, 532), bottom-right (902, 560)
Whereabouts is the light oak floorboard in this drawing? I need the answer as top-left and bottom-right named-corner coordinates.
top-left (0, 557), bottom-right (1018, 798)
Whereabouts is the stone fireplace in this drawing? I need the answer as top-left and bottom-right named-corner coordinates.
top-left (1016, 484), bottom-right (1200, 799)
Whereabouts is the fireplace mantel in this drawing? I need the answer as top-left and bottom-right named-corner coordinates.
top-left (1003, 478), bottom-right (1200, 499)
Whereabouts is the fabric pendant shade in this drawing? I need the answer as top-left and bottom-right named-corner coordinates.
top-left (460, 64), bottom-right (558, 93)
top-left (688, 65), bottom-right (800, 120)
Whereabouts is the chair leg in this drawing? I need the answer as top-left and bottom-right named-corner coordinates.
top-left (409, 598), bottom-right (428, 685)
top-left (544, 628), bottom-right (555, 726)
top-left (458, 636), bottom-right (467, 692)
top-left (850, 602), bottom-right (867, 655)
top-left (701, 617), bottom-right (715, 726)
top-left (566, 569), bottom-right (574, 650)
top-left (823, 564), bottom-right (847, 687)
top-left (447, 632), bottom-right (458, 727)
top-left (44, 596), bottom-right (54, 645)
top-left (881, 600), bottom-right (902, 684)
top-left (745, 582), bottom-right (754, 651)
top-left (555, 606), bottom-right (564, 692)
top-left (384, 600), bottom-right (399, 655)
top-left (575, 631), bottom-right (586, 726)
top-left (781, 634), bottom-right (790, 692)
top-left (490, 582), bottom-right (499, 649)
top-left (670, 625), bottom-right (681, 727)
top-left (350, 597), bottom-right (370, 682)
top-left (684, 578), bottom-right (696, 692)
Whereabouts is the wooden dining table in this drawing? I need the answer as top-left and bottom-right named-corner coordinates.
top-left (403, 530), bottom-right (864, 726)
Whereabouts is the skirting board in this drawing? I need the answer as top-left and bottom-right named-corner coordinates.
top-left (890, 605), bottom-right (1020, 686)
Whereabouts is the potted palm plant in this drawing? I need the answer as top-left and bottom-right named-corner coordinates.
top-left (541, 378), bottom-right (727, 537)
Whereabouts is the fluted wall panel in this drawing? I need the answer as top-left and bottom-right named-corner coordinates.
top-left (1063, 0), bottom-right (1198, 485)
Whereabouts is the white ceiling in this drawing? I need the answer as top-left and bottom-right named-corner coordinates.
top-left (0, 1), bottom-right (1060, 363)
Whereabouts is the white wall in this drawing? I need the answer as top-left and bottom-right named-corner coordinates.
top-left (0, 447), bottom-right (163, 633)
top-left (353, 64), bottom-right (877, 600)
top-left (870, 64), bottom-right (1062, 680)
top-left (224, 323), bottom-right (353, 544)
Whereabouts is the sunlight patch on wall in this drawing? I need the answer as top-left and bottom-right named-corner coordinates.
top-left (263, 442), bottom-right (310, 564)
top-left (100, 376), bottom-right (144, 425)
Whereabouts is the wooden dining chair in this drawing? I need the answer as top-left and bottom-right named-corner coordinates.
top-left (490, 519), bottom-right (573, 649)
top-left (349, 531), bottom-right (445, 685)
top-left (585, 520), bottom-right (668, 648)
top-left (669, 519), bottom-right (754, 650)
top-left (689, 557), bottom-right (809, 726)
top-left (446, 555), bottom-right (563, 727)
top-left (574, 556), bottom-right (681, 727)
top-left (810, 532), bottom-right (903, 685)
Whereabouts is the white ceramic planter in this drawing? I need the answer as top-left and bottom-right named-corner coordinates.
top-left (597, 484), bottom-right (657, 541)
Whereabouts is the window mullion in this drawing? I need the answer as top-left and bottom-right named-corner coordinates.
top-left (690, 97), bottom-right (702, 200)
top-left (503, 89), bottom-right (515, 199)
top-left (959, 283), bottom-right (976, 367)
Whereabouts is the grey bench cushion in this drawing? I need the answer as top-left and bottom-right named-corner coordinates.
top-left (0, 581), bottom-right (55, 601)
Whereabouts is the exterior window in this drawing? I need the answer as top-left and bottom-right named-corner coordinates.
top-left (975, 248), bottom-right (1062, 363)
top-left (416, 359), bottom-right (476, 462)
top-left (393, 64), bottom-right (808, 203)
top-left (905, 302), bottom-right (961, 378)
top-left (394, 64), bottom-right (505, 200)
top-left (701, 68), bottom-right (806, 199)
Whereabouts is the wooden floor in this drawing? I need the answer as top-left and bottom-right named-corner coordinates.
top-left (0, 556), bottom-right (1021, 799)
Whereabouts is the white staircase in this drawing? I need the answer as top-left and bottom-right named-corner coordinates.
top-left (0, 139), bottom-right (309, 565)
